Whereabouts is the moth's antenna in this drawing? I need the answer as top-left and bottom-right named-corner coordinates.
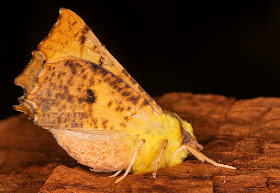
top-left (184, 145), bottom-right (236, 170)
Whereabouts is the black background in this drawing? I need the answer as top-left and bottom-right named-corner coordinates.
top-left (2, 0), bottom-right (280, 120)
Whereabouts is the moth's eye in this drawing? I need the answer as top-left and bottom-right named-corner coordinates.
top-left (183, 131), bottom-right (191, 143)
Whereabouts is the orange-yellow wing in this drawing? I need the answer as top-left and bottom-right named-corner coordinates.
top-left (38, 8), bottom-right (163, 115)
top-left (14, 51), bottom-right (45, 119)
top-left (23, 57), bottom-right (161, 131)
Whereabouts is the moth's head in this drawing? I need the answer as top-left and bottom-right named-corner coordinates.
top-left (180, 119), bottom-right (203, 151)
top-left (169, 112), bottom-right (204, 151)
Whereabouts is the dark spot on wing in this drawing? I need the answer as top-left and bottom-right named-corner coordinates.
top-left (81, 68), bottom-right (86, 74)
top-left (109, 78), bottom-right (122, 87)
top-left (124, 116), bottom-right (129, 121)
top-left (120, 122), bottom-right (126, 128)
top-left (70, 123), bottom-right (79, 128)
top-left (67, 78), bottom-right (73, 86)
top-left (68, 21), bottom-right (77, 31)
top-left (129, 76), bottom-right (138, 85)
top-left (80, 35), bottom-right (86, 44)
top-left (57, 116), bottom-right (61, 124)
top-left (115, 106), bottom-right (124, 112)
top-left (141, 99), bottom-right (150, 107)
top-left (99, 57), bottom-right (104, 66)
top-left (103, 77), bottom-right (110, 82)
top-left (121, 91), bottom-right (131, 97)
top-left (107, 101), bottom-right (112, 107)
top-left (40, 99), bottom-right (50, 111)
top-left (82, 75), bottom-right (87, 80)
top-left (64, 60), bottom-right (77, 75)
top-left (127, 96), bottom-right (140, 105)
top-left (92, 45), bottom-right (97, 51)
top-left (63, 86), bottom-right (69, 94)
top-left (92, 118), bottom-right (98, 128)
top-left (80, 25), bottom-right (90, 45)
top-left (46, 89), bottom-right (52, 97)
top-left (83, 25), bottom-right (90, 33)
top-left (121, 69), bottom-right (129, 77)
top-left (51, 71), bottom-right (56, 77)
top-left (67, 95), bottom-right (73, 102)
top-left (115, 100), bottom-right (122, 105)
top-left (102, 119), bottom-right (108, 129)
top-left (86, 89), bottom-right (96, 104)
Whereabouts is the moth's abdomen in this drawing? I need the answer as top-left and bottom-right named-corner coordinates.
top-left (49, 129), bottom-right (132, 172)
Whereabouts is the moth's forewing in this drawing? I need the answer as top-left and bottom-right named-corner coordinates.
top-left (39, 8), bottom-right (163, 115)
top-left (26, 58), bottom-right (161, 131)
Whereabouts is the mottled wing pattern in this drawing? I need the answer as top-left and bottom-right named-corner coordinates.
top-left (25, 57), bottom-right (161, 131)
top-left (14, 51), bottom-right (45, 119)
top-left (39, 8), bottom-right (163, 115)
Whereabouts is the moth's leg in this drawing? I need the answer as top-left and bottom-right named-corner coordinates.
top-left (109, 170), bottom-right (122, 177)
top-left (171, 145), bottom-right (186, 160)
top-left (184, 145), bottom-right (236, 170)
top-left (114, 139), bottom-right (145, 184)
top-left (152, 139), bottom-right (168, 179)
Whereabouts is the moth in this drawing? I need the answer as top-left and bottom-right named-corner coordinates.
top-left (14, 8), bottom-right (236, 184)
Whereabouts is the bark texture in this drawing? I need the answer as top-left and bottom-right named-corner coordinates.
top-left (1, 93), bottom-right (280, 192)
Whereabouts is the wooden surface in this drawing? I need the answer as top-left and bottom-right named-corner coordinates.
top-left (1, 93), bottom-right (280, 192)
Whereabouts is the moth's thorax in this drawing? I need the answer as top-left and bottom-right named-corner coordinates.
top-left (130, 113), bottom-right (187, 173)
top-left (49, 129), bottom-right (132, 172)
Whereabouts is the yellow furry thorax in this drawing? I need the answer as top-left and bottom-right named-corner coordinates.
top-left (131, 112), bottom-right (196, 174)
